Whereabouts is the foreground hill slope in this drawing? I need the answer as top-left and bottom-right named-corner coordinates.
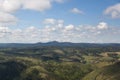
top-left (82, 62), bottom-right (120, 80)
top-left (0, 57), bottom-right (93, 80)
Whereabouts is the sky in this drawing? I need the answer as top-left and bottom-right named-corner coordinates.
top-left (0, 0), bottom-right (120, 43)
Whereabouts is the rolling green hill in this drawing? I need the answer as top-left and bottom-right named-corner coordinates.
top-left (0, 42), bottom-right (120, 80)
top-left (0, 57), bottom-right (93, 80)
top-left (82, 62), bottom-right (120, 80)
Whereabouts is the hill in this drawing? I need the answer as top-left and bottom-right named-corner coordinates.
top-left (82, 61), bottom-right (120, 80)
top-left (0, 42), bottom-right (120, 80)
top-left (0, 57), bottom-right (93, 80)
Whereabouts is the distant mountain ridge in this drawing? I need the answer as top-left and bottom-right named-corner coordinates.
top-left (0, 41), bottom-right (120, 48)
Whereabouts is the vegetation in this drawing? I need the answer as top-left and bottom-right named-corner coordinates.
top-left (0, 42), bottom-right (120, 80)
top-left (82, 62), bottom-right (120, 80)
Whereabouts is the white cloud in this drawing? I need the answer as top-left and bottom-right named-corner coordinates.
top-left (0, 0), bottom-right (65, 25)
top-left (43, 18), bottom-right (56, 24)
top-left (43, 18), bottom-right (64, 25)
top-left (65, 24), bottom-right (74, 31)
top-left (22, 0), bottom-right (51, 12)
top-left (97, 22), bottom-right (108, 30)
top-left (71, 8), bottom-right (83, 14)
top-left (0, 26), bottom-right (10, 33)
top-left (104, 3), bottom-right (120, 18)
top-left (57, 20), bottom-right (64, 24)
top-left (0, 20), bottom-right (119, 43)
top-left (0, 26), bottom-right (11, 38)
top-left (25, 26), bottom-right (38, 32)
top-left (0, 12), bottom-right (18, 25)
top-left (0, 0), bottom-right (21, 13)
top-left (0, 0), bottom-right (65, 13)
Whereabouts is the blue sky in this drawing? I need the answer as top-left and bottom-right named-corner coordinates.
top-left (0, 0), bottom-right (120, 43)
top-left (15, 0), bottom-right (119, 26)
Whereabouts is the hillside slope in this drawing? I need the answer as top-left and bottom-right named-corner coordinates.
top-left (82, 62), bottom-right (120, 80)
top-left (0, 57), bottom-right (93, 80)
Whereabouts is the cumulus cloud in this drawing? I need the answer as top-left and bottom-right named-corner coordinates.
top-left (0, 0), bottom-right (65, 13)
top-left (0, 19), bottom-right (119, 43)
top-left (43, 18), bottom-right (64, 25)
top-left (71, 8), bottom-right (84, 14)
top-left (43, 18), bottom-right (56, 24)
top-left (104, 3), bottom-right (120, 18)
top-left (22, 0), bottom-right (51, 12)
top-left (0, 26), bottom-right (10, 33)
top-left (0, 12), bottom-right (18, 25)
top-left (0, 0), bottom-right (21, 13)
top-left (97, 22), bottom-right (108, 30)
top-left (0, 0), bottom-right (65, 25)
top-left (64, 24), bottom-right (74, 31)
